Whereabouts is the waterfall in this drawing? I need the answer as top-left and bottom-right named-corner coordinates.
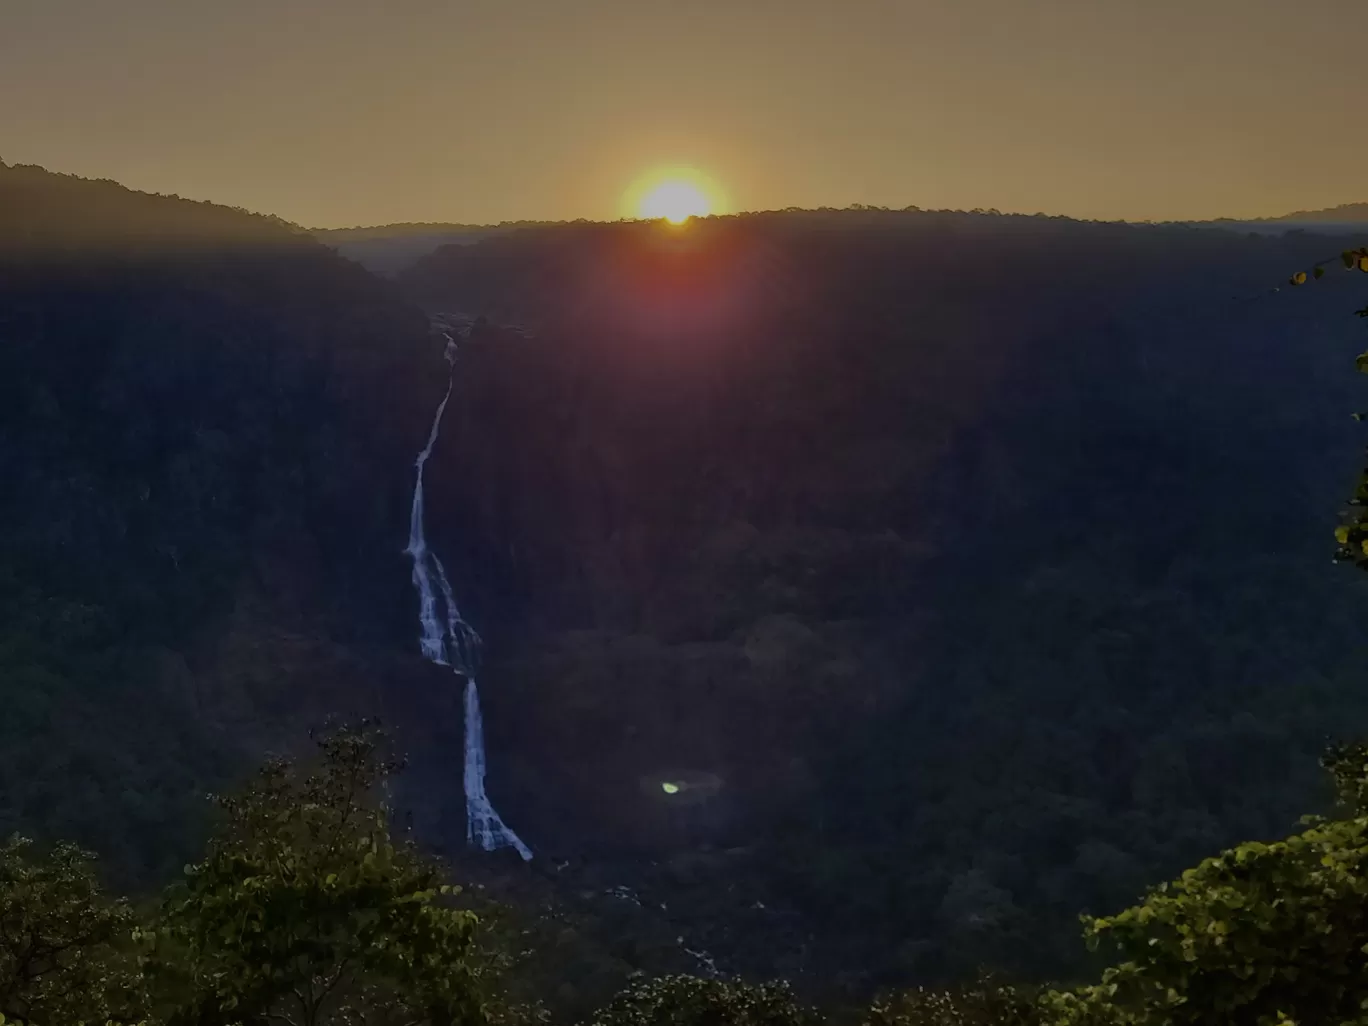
top-left (405, 381), bottom-right (454, 665)
top-left (465, 676), bottom-right (533, 859)
top-left (404, 329), bottom-right (532, 861)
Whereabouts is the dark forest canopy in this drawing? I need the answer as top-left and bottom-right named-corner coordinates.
top-left (0, 162), bottom-right (445, 879)
top-left (399, 213), bottom-right (1368, 985)
top-left (8, 162), bottom-right (1368, 1000)
top-left (14, 725), bottom-right (1368, 1026)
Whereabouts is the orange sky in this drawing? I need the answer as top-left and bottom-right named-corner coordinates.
top-left (2, 0), bottom-right (1365, 227)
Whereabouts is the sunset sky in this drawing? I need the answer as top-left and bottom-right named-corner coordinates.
top-left (3, 0), bottom-right (1364, 228)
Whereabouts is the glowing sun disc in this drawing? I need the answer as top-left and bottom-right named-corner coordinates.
top-left (641, 181), bottom-right (710, 223)
top-left (624, 167), bottom-right (725, 224)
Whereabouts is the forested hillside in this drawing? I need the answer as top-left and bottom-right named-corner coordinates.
top-left (0, 163), bottom-right (447, 878)
top-left (8, 164), bottom-right (1368, 1000)
top-left (402, 213), bottom-right (1368, 987)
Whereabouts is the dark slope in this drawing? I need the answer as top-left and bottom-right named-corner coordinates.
top-left (0, 163), bottom-right (449, 877)
top-left (401, 211), bottom-right (1368, 986)
top-left (0, 169), bottom-right (733, 1015)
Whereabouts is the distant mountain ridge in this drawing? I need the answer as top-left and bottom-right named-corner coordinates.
top-left (1257, 202), bottom-right (1368, 223)
top-left (313, 220), bottom-right (567, 276)
top-left (322, 204), bottom-right (1368, 277)
top-left (1199, 202), bottom-right (1368, 235)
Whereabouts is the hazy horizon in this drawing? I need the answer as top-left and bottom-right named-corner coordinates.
top-left (4, 0), bottom-right (1366, 228)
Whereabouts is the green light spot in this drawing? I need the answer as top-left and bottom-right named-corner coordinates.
top-left (661, 782), bottom-right (681, 795)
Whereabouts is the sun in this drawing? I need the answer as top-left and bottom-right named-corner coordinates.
top-left (640, 181), bottom-right (711, 224)
top-left (623, 167), bottom-right (725, 224)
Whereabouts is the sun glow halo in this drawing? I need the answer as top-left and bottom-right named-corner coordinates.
top-left (625, 168), bottom-right (724, 224)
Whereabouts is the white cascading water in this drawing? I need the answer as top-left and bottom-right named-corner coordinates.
top-left (404, 330), bottom-right (533, 861)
